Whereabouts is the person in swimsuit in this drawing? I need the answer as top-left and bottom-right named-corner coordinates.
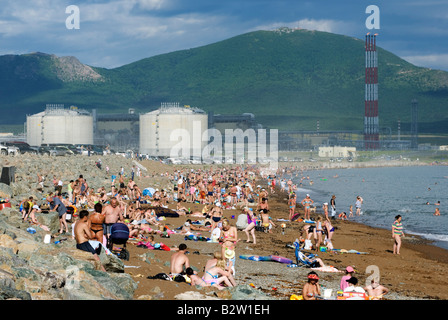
top-left (302, 224), bottom-right (317, 241)
top-left (260, 209), bottom-right (275, 233)
top-left (243, 208), bottom-right (257, 244)
top-left (323, 218), bottom-right (335, 249)
top-left (74, 210), bottom-right (106, 272)
top-left (288, 193), bottom-right (296, 221)
top-left (364, 279), bottom-right (389, 300)
top-left (88, 202), bottom-right (105, 243)
top-left (301, 194), bottom-right (314, 220)
top-left (323, 202), bottom-right (329, 220)
top-left (355, 196), bottom-right (363, 216)
top-left (220, 218), bottom-right (238, 261)
top-left (209, 203), bottom-right (223, 230)
top-left (201, 260), bottom-right (235, 288)
top-left (302, 271), bottom-right (322, 300)
top-left (392, 215), bottom-right (404, 255)
top-left (186, 267), bottom-right (223, 290)
top-left (315, 216), bottom-right (324, 252)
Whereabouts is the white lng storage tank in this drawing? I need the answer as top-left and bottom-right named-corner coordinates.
top-left (140, 103), bottom-right (208, 157)
top-left (26, 105), bottom-right (93, 146)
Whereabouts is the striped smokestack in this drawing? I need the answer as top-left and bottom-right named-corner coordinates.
top-left (364, 33), bottom-right (379, 149)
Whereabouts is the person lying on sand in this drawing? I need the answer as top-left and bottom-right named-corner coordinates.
top-left (186, 267), bottom-right (227, 291)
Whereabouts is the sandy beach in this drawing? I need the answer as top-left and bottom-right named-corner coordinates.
top-left (1, 155), bottom-right (447, 302)
top-left (124, 160), bottom-right (448, 301)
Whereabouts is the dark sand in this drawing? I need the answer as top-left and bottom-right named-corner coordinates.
top-left (123, 162), bottom-right (448, 300)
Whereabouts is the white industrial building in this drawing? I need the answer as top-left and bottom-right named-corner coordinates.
top-left (318, 146), bottom-right (357, 158)
top-left (26, 105), bottom-right (94, 146)
top-left (140, 103), bottom-right (208, 157)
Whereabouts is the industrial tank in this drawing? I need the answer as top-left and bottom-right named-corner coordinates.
top-left (26, 105), bottom-right (93, 146)
top-left (140, 103), bottom-right (208, 157)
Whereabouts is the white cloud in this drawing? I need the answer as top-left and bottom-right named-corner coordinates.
top-left (403, 54), bottom-right (448, 71)
top-left (134, 0), bottom-right (170, 11)
top-left (251, 18), bottom-right (355, 35)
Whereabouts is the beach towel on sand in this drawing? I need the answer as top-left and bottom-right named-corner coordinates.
top-left (311, 266), bottom-right (341, 273)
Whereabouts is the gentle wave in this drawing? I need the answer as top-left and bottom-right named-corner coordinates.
top-left (407, 231), bottom-right (448, 242)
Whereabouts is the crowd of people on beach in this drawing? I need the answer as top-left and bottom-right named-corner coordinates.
top-left (16, 160), bottom-right (398, 300)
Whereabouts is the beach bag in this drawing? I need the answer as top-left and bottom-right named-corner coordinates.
top-left (236, 214), bottom-right (249, 230)
top-left (304, 239), bottom-right (313, 250)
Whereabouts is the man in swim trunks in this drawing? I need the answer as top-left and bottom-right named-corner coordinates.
top-left (103, 197), bottom-right (125, 237)
top-left (74, 210), bottom-right (106, 271)
top-left (170, 243), bottom-right (190, 275)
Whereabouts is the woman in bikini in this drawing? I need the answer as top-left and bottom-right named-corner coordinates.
top-left (301, 194), bottom-right (314, 220)
top-left (288, 193), bottom-right (296, 221)
top-left (220, 218), bottom-right (238, 261)
top-left (88, 202), bottom-right (105, 243)
top-left (202, 260), bottom-right (236, 288)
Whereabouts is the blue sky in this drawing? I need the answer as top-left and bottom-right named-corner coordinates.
top-left (0, 0), bottom-right (447, 71)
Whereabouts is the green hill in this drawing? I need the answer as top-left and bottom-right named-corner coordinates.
top-left (1, 28), bottom-right (447, 133)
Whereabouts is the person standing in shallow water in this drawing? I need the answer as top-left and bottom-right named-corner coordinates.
top-left (392, 215), bottom-right (404, 255)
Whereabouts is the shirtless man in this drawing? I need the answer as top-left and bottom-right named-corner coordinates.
top-left (103, 197), bottom-right (124, 236)
top-left (302, 271), bottom-right (321, 300)
top-left (364, 280), bottom-right (389, 300)
top-left (257, 197), bottom-right (269, 213)
top-left (170, 243), bottom-right (189, 275)
top-left (74, 210), bottom-right (106, 272)
top-left (206, 183), bottom-right (215, 204)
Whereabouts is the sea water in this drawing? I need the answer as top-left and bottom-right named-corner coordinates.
top-left (290, 165), bottom-right (448, 250)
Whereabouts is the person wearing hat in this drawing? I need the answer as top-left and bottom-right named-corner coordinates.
top-left (322, 202), bottom-right (329, 220)
top-left (302, 271), bottom-right (322, 300)
top-left (343, 277), bottom-right (366, 293)
top-left (224, 248), bottom-right (236, 276)
top-left (340, 266), bottom-right (355, 291)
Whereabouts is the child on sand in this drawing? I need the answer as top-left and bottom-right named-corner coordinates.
top-left (260, 208), bottom-right (276, 233)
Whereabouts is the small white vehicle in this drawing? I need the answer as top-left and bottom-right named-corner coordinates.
top-left (0, 143), bottom-right (19, 155)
